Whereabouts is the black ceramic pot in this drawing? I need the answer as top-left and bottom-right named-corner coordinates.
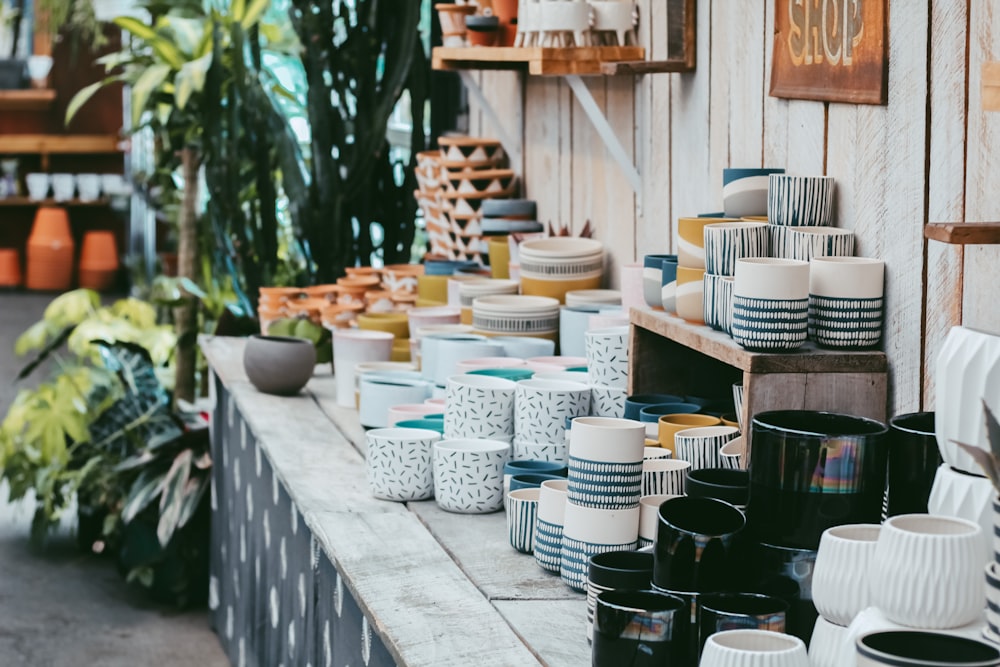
top-left (593, 589), bottom-right (687, 666)
top-left (885, 412), bottom-right (941, 517)
top-left (652, 497), bottom-right (746, 594)
top-left (697, 593), bottom-right (788, 655)
top-left (744, 542), bottom-right (818, 645)
top-left (586, 551), bottom-right (655, 644)
top-left (685, 469), bottom-right (749, 507)
top-left (856, 630), bottom-right (1000, 666)
top-left (747, 410), bottom-right (889, 550)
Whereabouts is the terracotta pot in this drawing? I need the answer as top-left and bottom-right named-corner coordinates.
top-left (78, 268), bottom-right (118, 291)
top-left (29, 207), bottom-right (72, 244)
top-left (0, 248), bottom-right (21, 287)
top-left (26, 207), bottom-right (75, 291)
top-left (492, 0), bottom-right (519, 46)
top-left (78, 230), bottom-right (119, 271)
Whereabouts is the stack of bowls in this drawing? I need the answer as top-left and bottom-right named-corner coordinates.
top-left (458, 278), bottom-right (520, 324)
top-left (77, 230), bottom-right (119, 291)
top-left (0, 248), bottom-right (21, 288)
top-left (766, 174), bottom-right (852, 261)
top-left (472, 294), bottom-right (561, 343)
top-left (518, 237), bottom-right (604, 304)
top-left (413, 150), bottom-right (454, 259)
top-left (25, 207), bottom-right (74, 291)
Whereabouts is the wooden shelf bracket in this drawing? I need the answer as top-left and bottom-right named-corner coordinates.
top-left (457, 70), bottom-right (524, 178)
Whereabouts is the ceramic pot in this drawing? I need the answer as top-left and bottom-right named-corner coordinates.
top-left (567, 416), bottom-right (646, 510)
top-left (437, 136), bottom-right (505, 170)
top-left (534, 478), bottom-right (570, 573)
top-left (660, 256), bottom-right (679, 313)
top-left (699, 629), bottom-right (809, 667)
top-left (365, 427), bottom-right (441, 501)
top-left (465, 14), bottom-right (499, 46)
top-left (766, 174), bottom-right (835, 227)
top-left (424, 333), bottom-right (505, 386)
top-left (0, 248), bottom-right (20, 287)
top-left (770, 225), bottom-right (855, 261)
top-left (513, 438), bottom-right (569, 464)
top-left (677, 217), bottom-right (739, 269)
top-left (719, 438), bottom-right (746, 470)
top-left (453, 356), bottom-right (525, 374)
top-left (506, 487), bottom-right (540, 554)
top-left (358, 375), bottom-right (433, 428)
top-left (652, 496), bottom-right (747, 593)
top-left (871, 514), bottom-right (983, 629)
top-left (491, 336), bottom-right (556, 359)
top-left (686, 468), bottom-right (749, 508)
top-left (586, 550), bottom-right (655, 642)
top-left (407, 306), bottom-right (461, 333)
top-left (503, 459), bottom-right (568, 494)
top-left (934, 326), bottom-right (1000, 475)
top-left (242, 335), bottom-right (316, 396)
top-left (745, 542), bottom-right (819, 645)
top-left (747, 410), bottom-right (888, 550)
top-left (856, 630), bottom-right (1000, 667)
top-left (927, 464), bottom-right (995, 561)
top-left (731, 258), bottom-right (810, 352)
top-left (515, 379), bottom-right (591, 444)
top-left (810, 523), bottom-right (880, 626)
top-left (732, 382), bottom-right (745, 431)
top-left (435, 3), bottom-right (477, 45)
top-left (624, 394), bottom-right (684, 421)
top-left (78, 230), bottom-right (118, 272)
top-left (808, 256), bottom-right (885, 349)
top-left (584, 326), bottom-right (630, 389)
top-left (639, 494), bottom-right (678, 547)
top-left (472, 293), bottom-right (560, 339)
top-left (468, 367), bottom-right (534, 382)
top-left (588, 308), bottom-right (630, 331)
top-left (675, 266), bottom-right (706, 324)
top-left (703, 221), bottom-right (770, 277)
top-left (986, 561), bottom-right (1000, 637)
top-left (50, 173), bottom-right (75, 201)
top-left (487, 237), bottom-right (511, 279)
top-left (386, 403), bottom-right (443, 426)
top-left (590, 385), bottom-right (628, 418)
top-left (561, 304), bottom-right (601, 358)
top-left (657, 413), bottom-right (722, 453)
top-left (444, 374), bottom-right (517, 442)
top-left (332, 329), bottom-right (394, 407)
top-left (886, 412), bottom-right (941, 517)
top-left (560, 502), bottom-right (640, 592)
top-left (642, 458), bottom-right (690, 497)
top-left (808, 616), bottom-right (847, 667)
top-left (432, 438), bottom-right (510, 513)
top-left (592, 589), bottom-right (686, 666)
top-left (565, 289), bottom-right (621, 309)
top-left (722, 168), bottom-right (785, 218)
top-left (643, 254), bottom-right (676, 308)
top-left (25, 172), bottom-right (49, 200)
top-left (698, 593), bottom-right (788, 656)
top-left (703, 273), bottom-right (735, 334)
top-left (26, 207), bottom-right (74, 291)
top-left (674, 426), bottom-right (740, 471)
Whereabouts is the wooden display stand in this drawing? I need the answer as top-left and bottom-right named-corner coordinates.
top-left (629, 307), bottom-right (889, 455)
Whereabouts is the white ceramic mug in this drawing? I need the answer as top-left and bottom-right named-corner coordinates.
top-left (25, 173), bottom-right (49, 200)
top-left (50, 173), bottom-right (75, 201)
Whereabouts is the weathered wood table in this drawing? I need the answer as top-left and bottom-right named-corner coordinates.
top-left (202, 336), bottom-right (588, 667)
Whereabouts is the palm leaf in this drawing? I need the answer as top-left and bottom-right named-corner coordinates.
top-left (130, 64), bottom-right (173, 127)
top-left (66, 76), bottom-right (122, 126)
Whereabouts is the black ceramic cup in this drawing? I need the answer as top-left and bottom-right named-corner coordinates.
top-left (592, 589), bottom-right (687, 667)
top-left (747, 410), bottom-right (889, 550)
top-left (745, 542), bottom-right (818, 645)
top-left (685, 469), bottom-right (749, 507)
top-left (652, 496), bottom-right (746, 594)
top-left (856, 630), bottom-right (1000, 666)
top-left (697, 593), bottom-right (788, 655)
top-left (886, 412), bottom-right (941, 517)
top-left (587, 551), bottom-right (655, 642)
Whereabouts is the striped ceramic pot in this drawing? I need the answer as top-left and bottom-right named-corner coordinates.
top-left (559, 502), bottom-right (640, 592)
top-left (567, 417), bottom-right (646, 510)
top-left (703, 273), bottom-right (735, 334)
top-left (808, 257), bottom-right (885, 349)
top-left (677, 216), bottom-right (739, 269)
top-left (673, 425), bottom-right (741, 471)
top-left (767, 174), bottom-right (835, 227)
top-left (770, 225), bottom-right (855, 260)
top-left (534, 479), bottom-right (570, 573)
top-left (506, 488), bottom-right (540, 553)
top-left (723, 167), bottom-right (786, 218)
top-left (731, 258), bottom-right (810, 352)
top-left (703, 221), bottom-right (771, 276)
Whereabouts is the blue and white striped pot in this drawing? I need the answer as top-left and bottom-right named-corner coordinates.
top-left (703, 273), bottom-right (735, 334)
top-left (770, 225), bottom-right (855, 260)
top-left (559, 502), bottom-right (640, 592)
top-left (767, 174), bottom-right (835, 227)
top-left (567, 417), bottom-right (646, 509)
top-left (703, 221), bottom-right (770, 276)
top-left (534, 478), bottom-right (569, 572)
top-left (505, 488), bottom-right (540, 554)
top-left (731, 296), bottom-right (810, 351)
top-left (808, 257), bottom-right (885, 349)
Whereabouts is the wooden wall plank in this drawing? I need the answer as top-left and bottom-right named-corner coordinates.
top-left (706, 0), bottom-right (729, 208)
top-left (827, 1), bottom-right (930, 416)
top-left (569, 78), bottom-right (610, 274)
top-left (524, 77), bottom-right (570, 231)
top-left (924, 1), bottom-right (969, 408)
top-left (725, 3), bottom-right (766, 169)
top-left (604, 75), bottom-right (638, 273)
top-left (963, 3), bottom-right (1000, 336)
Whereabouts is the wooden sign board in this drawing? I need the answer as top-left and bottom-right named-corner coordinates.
top-left (770, 0), bottom-right (888, 105)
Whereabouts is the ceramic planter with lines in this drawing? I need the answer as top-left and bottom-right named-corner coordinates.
top-left (731, 258), bottom-right (810, 352)
top-left (770, 225), bottom-right (855, 260)
top-left (512, 438), bottom-right (569, 463)
top-left (559, 502), bottom-right (640, 592)
top-left (811, 523), bottom-right (880, 627)
top-left (703, 221), bottom-right (770, 276)
top-left (642, 458), bottom-right (690, 497)
top-left (432, 438), bottom-right (510, 514)
top-left (567, 417), bottom-right (646, 510)
top-left (723, 167), bottom-right (786, 218)
top-left (674, 425), bottom-right (740, 471)
top-left (515, 379), bottom-right (592, 444)
top-left (364, 427), bottom-right (441, 502)
top-left (505, 487), bottom-right (540, 554)
top-left (703, 273), bottom-right (735, 334)
top-left (585, 326), bottom-right (630, 389)
top-left (809, 257), bottom-right (885, 349)
top-left (767, 174), bottom-right (835, 227)
top-left (534, 479), bottom-right (570, 573)
top-left (443, 374), bottom-right (517, 442)
top-left (677, 217), bottom-right (739, 269)
top-left (643, 254), bottom-right (676, 308)
top-left (590, 385), bottom-right (627, 418)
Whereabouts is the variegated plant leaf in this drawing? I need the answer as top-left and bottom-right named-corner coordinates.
top-left (984, 399), bottom-right (1000, 463)
top-left (954, 439), bottom-right (1000, 494)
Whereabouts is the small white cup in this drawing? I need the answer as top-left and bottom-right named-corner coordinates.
top-left (50, 173), bottom-right (75, 202)
top-left (76, 174), bottom-right (101, 202)
top-left (25, 173), bottom-right (49, 200)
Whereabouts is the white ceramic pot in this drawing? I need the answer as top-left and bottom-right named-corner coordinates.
top-left (567, 416), bottom-right (646, 509)
top-left (855, 629), bottom-right (1000, 666)
top-left (638, 494), bottom-right (679, 548)
top-left (619, 263), bottom-right (645, 311)
top-left (590, 384), bottom-right (627, 418)
top-left (25, 173), bottom-right (49, 200)
top-left (51, 173), bottom-right (75, 202)
top-left (699, 629), bottom-right (809, 667)
top-left (76, 174), bottom-right (101, 202)
top-left (559, 502), bottom-right (640, 592)
top-left (588, 308), bottom-right (630, 331)
top-left (426, 334), bottom-right (505, 386)
top-left (672, 425), bottom-right (740, 471)
top-left (444, 374), bottom-right (517, 442)
top-left (472, 294), bottom-right (561, 337)
top-left (559, 306), bottom-right (597, 358)
top-left (332, 329), bottom-right (394, 407)
top-left (432, 438), bottom-right (511, 514)
top-left (515, 379), bottom-right (591, 444)
top-left (535, 478), bottom-right (570, 573)
top-left (927, 463), bottom-right (993, 561)
top-left (771, 225), bottom-right (855, 261)
top-left (584, 326), bottom-right (630, 389)
top-left (386, 402), bottom-right (444, 426)
top-left (506, 487), bottom-right (540, 554)
top-left (453, 356), bottom-right (526, 374)
top-left (491, 336), bottom-right (556, 359)
top-left (871, 514), bottom-right (984, 629)
top-left (512, 438), bottom-right (569, 464)
top-left (565, 289), bottom-right (621, 309)
top-left (766, 174), bottom-right (835, 227)
top-left (365, 427), bottom-right (441, 501)
top-left (935, 326), bottom-right (1000, 475)
top-left (407, 306), bottom-right (462, 332)
top-left (719, 437), bottom-right (745, 470)
top-left (811, 523), bottom-right (881, 626)
top-left (703, 221), bottom-right (770, 277)
top-left (641, 458), bottom-right (690, 497)
top-left (703, 273), bottom-right (735, 334)
top-left (732, 258), bottom-right (810, 351)
top-left (808, 257), bottom-right (885, 349)
top-left (459, 279), bottom-right (520, 308)
top-left (358, 376), bottom-right (433, 428)
top-left (808, 616), bottom-right (848, 667)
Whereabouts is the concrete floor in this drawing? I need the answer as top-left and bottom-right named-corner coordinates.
top-left (0, 293), bottom-right (229, 666)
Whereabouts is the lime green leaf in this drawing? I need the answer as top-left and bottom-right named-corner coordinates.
top-left (65, 77), bottom-right (121, 126)
top-left (178, 277), bottom-right (207, 299)
top-left (109, 298), bottom-right (157, 328)
top-left (114, 16), bottom-right (158, 41)
top-left (230, 0), bottom-right (247, 22)
top-left (44, 289), bottom-right (100, 328)
top-left (174, 53), bottom-right (212, 111)
top-left (15, 321), bottom-right (52, 356)
top-left (131, 64), bottom-right (173, 127)
top-left (149, 35), bottom-right (187, 70)
top-left (163, 17), bottom-right (205, 57)
top-left (240, 0), bottom-right (269, 29)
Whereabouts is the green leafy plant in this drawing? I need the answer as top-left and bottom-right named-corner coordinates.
top-left (954, 400), bottom-right (1000, 495)
top-left (266, 316), bottom-right (332, 364)
top-left (35, 0), bottom-right (107, 52)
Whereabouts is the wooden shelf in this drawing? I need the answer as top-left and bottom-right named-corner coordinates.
top-left (0, 196), bottom-right (112, 207)
top-left (924, 222), bottom-right (1000, 245)
top-left (432, 46), bottom-right (646, 76)
top-left (0, 89), bottom-right (57, 111)
top-left (983, 62), bottom-right (1000, 111)
top-left (599, 60), bottom-right (696, 75)
top-left (0, 134), bottom-right (123, 155)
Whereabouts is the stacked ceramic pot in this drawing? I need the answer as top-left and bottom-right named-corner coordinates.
top-left (584, 326), bottom-right (629, 420)
top-left (413, 150), bottom-right (455, 259)
top-left (458, 279), bottom-right (520, 324)
top-left (25, 206), bottom-right (74, 291)
top-left (472, 294), bottom-right (561, 346)
top-left (701, 221), bottom-right (769, 334)
top-left (481, 199), bottom-right (542, 280)
top-left (0, 248), bottom-right (20, 288)
top-left (77, 230), bottom-right (119, 291)
top-left (518, 237), bottom-right (604, 305)
top-left (674, 216), bottom-right (737, 323)
top-left (512, 376), bottom-right (591, 462)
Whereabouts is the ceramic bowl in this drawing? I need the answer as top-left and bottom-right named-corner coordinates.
top-left (810, 524), bottom-right (881, 626)
top-left (856, 630), bottom-right (1000, 667)
top-left (700, 629), bottom-right (808, 667)
top-left (242, 335), bottom-right (316, 396)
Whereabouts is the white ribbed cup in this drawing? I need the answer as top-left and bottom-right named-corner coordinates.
top-left (811, 524), bottom-right (881, 626)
